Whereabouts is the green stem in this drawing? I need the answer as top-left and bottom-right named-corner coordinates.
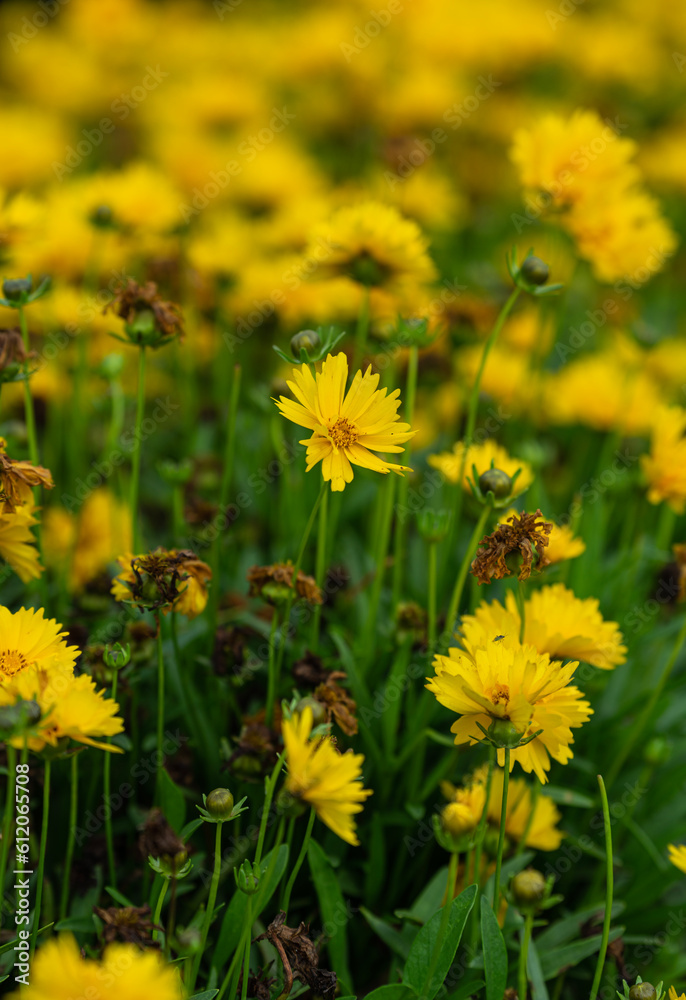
top-left (427, 541), bottom-right (438, 648)
top-left (272, 481), bottom-right (327, 701)
top-left (255, 754), bottom-right (286, 867)
top-left (514, 778), bottom-right (540, 857)
top-left (422, 850), bottom-right (459, 998)
top-left (518, 909), bottom-right (534, 1000)
top-left (309, 487), bottom-right (329, 651)
top-left (352, 286), bottom-right (370, 372)
top-left (190, 819), bottom-right (224, 990)
top-left (281, 807), bottom-right (316, 917)
top-left (605, 611), bottom-right (686, 790)
top-left (30, 757), bottom-right (51, 958)
top-left (104, 669), bottom-right (118, 889)
top-left (361, 474), bottom-right (396, 654)
top-left (443, 502), bottom-right (493, 647)
top-left (155, 624), bottom-right (165, 803)
top-left (515, 579), bottom-right (527, 644)
top-left (0, 745), bottom-right (16, 915)
top-left (17, 304), bottom-right (39, 466)
top-left (241, 896), bottom-right (253, 1000)
top-left (391, 344), bottom-right (419, 610)
top-left (152, 878), bottom-right (169, 944)
top-left (172, 484), bottom-right (184, 545)
top-left (130, 345), bottom-right (147, 554)
top-left (59, 754), bottom-right (79, 919)
top-left (265, 609), bottom-right (280, 730)
top-left (470, 746), bottom-right (495, 951)
top-left (589, 775), bottom-right (613, 1000)
top-left (655, 503), bottom-right (677, 554)
top-left (492, 749), bottom-right (510, 912)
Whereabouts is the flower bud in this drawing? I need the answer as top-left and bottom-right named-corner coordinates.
top-left (234, 859), bottom-right (261, 895)
top-left (478, 468), bottom-right (513, 500)
top-left (417, 509), bottom-right (452, 544)
top-left (2, 277), bottom-right (32, 302)
top-left (629, 985), bottom-right (657, 1000)
top-left (512, 868), bottom-right (547, 908)
top-left (205, 788), bottom-right (235, 820)
top-left (441, 802), bottom-right (476, 838)
top-left (97, 353), bottom-right (125, 380)
top-left (90, 204), bottom-right (113, 228)
top-left (487, 718), bottom-right (525, 748)
top-left (290, 329), bottom-right (320, 357)
top-left (295, 697), bottom-right (327, 727)
top-left (643, 736), bottom-right (671, 766)
top-left (520, 256), bottom-right (549, 286)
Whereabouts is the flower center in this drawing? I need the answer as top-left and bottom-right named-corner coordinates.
top-left (0, 649), bottom-right (29, 680)
top-left (328, 417), bottom-right (358, 450)
top-left (489, 683), bottom-right (510, 707)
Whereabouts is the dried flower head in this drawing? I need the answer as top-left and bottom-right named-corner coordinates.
top-left (106, 279), bottom-right (184, 348)
top-left (0, 438), bottom-right (54, 512)
top-left (256, 912), bottom-right (337, 1000)
top-left (112, 548), bottom-right (211, 619)
top-left (471, 509), bottom-right (553, 585)
top-left (93, 905), bottom-right (160, 949)
top-left (247, 561), bottom-right (323, 606)
top-left (314, 672), bottom-right (358, 736)
top-left (0, 328), bottom-right (34, 382)
top-left (138, 808), bottom-right (186, 870)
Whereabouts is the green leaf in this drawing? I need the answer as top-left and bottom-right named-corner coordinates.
top-left (445, 977), bottom-right (486, 1000)
top-left (181, 818), bottom-right (204, 842)
top-left (105, 886), bottom-right (137, 907)
top-left (307, 839), bottom-right (353, 989)
top-left (527, 936), bottom-right (550, 1000)
top-left (538, 928), bottom-right (624, 981)
top-left (395, 866), bottom-right (449, 924)
top-left (158, 767), bottom-right (186, 834)
top-left (189, 992), bottom-right (219, 1000)
top-left (543, 786), bottom-right (595, 808)
top-left (363, 986), bottom-right (411, 1000)
top-left (403, 884), bottom-right (477, 1000)
top-left (480, 895), bottom-right (508, 1000)
top-left (360, 907), bottom-right (411, 961)
top-left (212, 844), bottom-right (288, 971)
top-left (54, 915), bottom-right (97, 932)
top-left (535, 902), bottom-right (624, 951)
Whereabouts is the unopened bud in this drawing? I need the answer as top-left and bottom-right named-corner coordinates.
top-left (290, 330), bottom-right (320, 357)
top-left (520, 256), bottom-right (549, 286)
top-left (205, 788), bottom-right (235, 820)
top-left (512, 868), bottom-right (547, 907)
top-left (629, 985), bottom-right (657, 1000)
top-left (478, 468), bottom-right (512, 500)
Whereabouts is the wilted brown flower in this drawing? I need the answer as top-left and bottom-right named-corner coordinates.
top-left (292, 651), bottom-right (328, 687)
top-left (0, 328), bottom-right (34, 379)
top-left (227, 711), bottom-right (280, 781)
top-left (138, 808), bottom-right (185, 869)
top-left (314, 673), bottom-right (358, 736)
top-left (256, 912), bottom-right (337, 1000)
top-left (105, 278), bottom-right (184, 347)
top-left (247, 561), bottom-right (323, 606)
top-left (0, 438), bottom-right (54, 512)
top-left (93, 905), bottom-right (160, 950)
top-left (112, 548), bottom-right (211, 619)
top-left (471, 509), bottom-right (552, 585)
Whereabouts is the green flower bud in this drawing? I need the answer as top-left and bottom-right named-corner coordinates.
top-left (629, 985), bottom-right (657, 1000)
top-left (97, 353), bottom-right (124, 380)
top-left (205, 788), bottom-right (235, 820)
top-left (234, 859), bottom-right (261, 895)
top-left (417, 509), bottom-right (452, 544)
top-left (295, 697), bottom-right (327, 727)
top-left (2, 277), bottom-right (32, 301)
top-left (478, 468), bottom-right (513, 500)
top-left (520, 256), bottom-right (550, 286)
top-left (488, 718), bottom-right (525, 748)
top-left (643, 737), bottom-right (671, 766)
top-left (512, 869), bottom-right (547, 908)
top-left (290, 329), bottom-right (320, 357)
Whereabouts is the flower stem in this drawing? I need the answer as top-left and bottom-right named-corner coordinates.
top-left (362, 474), bottom-right (396, 654)
top-left (155, 622), bottom-right (165, 803)
top-left (130, 344), bottom-right (147, 554)
top-left (443, 502), bottom-right (492, 648)
top-left (422, 850), bottom-right (459, 999)
top-left (152, 877), bottom-right (169, 945)
top-left (391, 343), bottom-right (419, 610)
top-left (470, 745), bottom-right (495, 950)
top-left (309, 486), bottom-right (329, 651)
top-left (59, 753), bottom-right (79, 918)
top-left (514, 777), bottom-right (540, 857)
top-left (208, 364), bottom-right (241, 643)
top-left (492, 749), bottom-right (510, 912)
top-left (655, 502), bottom-right (676, 554)
top-left (17, 304), bottom-right (39, 466)
top-left (589, 775), bottom-right (613, 1000)
top-left (190, 819), bottom-right (223, 990)
top-left (104, 670), bottom-right (118, 889)
top-left (30, 757), bottom-right (51, 958)
top-left (515, 578), bottom-right (526, 643)
top-left (605, 611), bottom-right (686, 790)
top-left (352, 286), bottom-right (370, 372)
top-left (265, 608), bottom-right (280, 731)
top-left (0, 745), bottom-right (16, 909)
top-left (241, 896), bottom-right (253, 1000)
top-left (427, 540), bottom-right (438, 648)
top-left (255, 753), bottom-right (286, 867)
top-left (281, 807), bottom-right (316, 917)
top-left (518, 909), bottom-right (534, 1000)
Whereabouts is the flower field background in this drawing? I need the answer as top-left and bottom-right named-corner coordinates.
top-left (1, 0), bottom-right (686, 997)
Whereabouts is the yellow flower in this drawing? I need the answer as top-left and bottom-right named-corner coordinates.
top-left (427, 639), bottom-right (592, 784)
top-left (642, 405), bottom-right (686, 514)
top-left (0, 498), bottom-right (43, 582)
top-left (112, 549), bottom-right (211, 619)
top-left (668, 844), bottom-right (686, 875)
top-left (0, 667), bottom-right (124, 754)
top-left (7, 933), bottom-right (183, 1000)
top-left (282, 706), bottom-right (372, 846)
top-left (441, 791), bottom-right (484, 838)
top-left (0, 607), bottom-right (79, 684)
top-left (305, 201), bottom-right (437, 292)
top-left (429, 440), bottom-right (533, 496)
top-left (669, 989), bottom-right (686, 1000)
top-left (274, 352), bottom-right (415, 492)
top-left (461, 584), bottom-right (626, 671)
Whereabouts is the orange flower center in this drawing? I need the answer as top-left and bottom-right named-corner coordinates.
top-left (489, 683), bottom-right (510, 707)
top-left (0, 649), bottom-right (29, 680)
top-left (328, 417), bottom-right (358, 450)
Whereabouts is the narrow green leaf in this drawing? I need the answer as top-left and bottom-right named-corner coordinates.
top-left (307, 839), bottom-right (353, 988)
top-left (158, 767), bottom-right (186, 834)
top-left (543, 786), bottom-right (595, 808)
top-left (189, 992), bottom-right (219, 1000)
top-left (535, 902), bottom-right (624, 951)
top-left (363, 985), bottom-right (411, 1000)
top-left (360, 906), bottom-right (411, 961)
top-left (105, 886), bottom-right (136, 907)
top-left (538, 928), bottom-right (624, 981)
top-left (480, 895), bottom-right (508, 1000)
top-left (403, 884), bottom-right (477, 1000)
top-left (54, 915), bottom-right (96, 932)
top-left (527, 936), bottom-right (550, 1000)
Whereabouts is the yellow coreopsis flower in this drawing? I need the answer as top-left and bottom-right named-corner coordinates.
top-left (282, 706), bottom-right (372, 845)
top-left (427, 638), bottom-right (592, 784)
top-left (461, 584), bottom-right (626, 671)
top-left (428, 440), bottom-right (534, 496)
top-left (274, 352), bottom-right (415, 492)
top-left (7, 933), bottom-right (183, 1000)
top-left (0, 499), bottom-right (43, 582)
top-left (0, 607), bottom-right (79, 684)
top-left (669, 990), bottom-right (686, 1000)
top-left (668, 844), bottom-right (686, 875)
top-left (642, 405), bottom-right (686, 514)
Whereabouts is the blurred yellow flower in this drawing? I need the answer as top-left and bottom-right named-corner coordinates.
top-left (0, 499), bottom-right (43, 582)
top-left (668, 844), bottom-right (686, 875)
top-left (642, 406), bottom-right (686, 514)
